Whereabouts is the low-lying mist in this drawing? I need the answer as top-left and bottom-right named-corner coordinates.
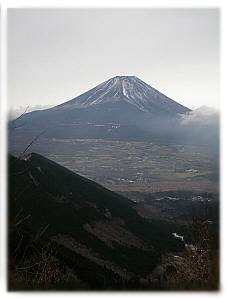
top-left (179, 106), bottom-right (219, 157)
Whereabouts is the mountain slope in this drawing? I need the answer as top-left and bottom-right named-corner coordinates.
top-left (9, 153), bottom-right (184, 289)
top-left (54, 76), bottom-right (189, 114)
top-left (10, 76), bottom-right (191, 142)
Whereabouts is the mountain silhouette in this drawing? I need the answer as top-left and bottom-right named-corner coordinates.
top-left (10, 76), bottom-right (191, 142)
top-left (55, 76), bottom-right (190, 114)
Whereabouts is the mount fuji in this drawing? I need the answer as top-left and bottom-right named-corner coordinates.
top-left (54, 76), bottom-right (189, 114)
top-left (11, 76), bottom-right (191, 142)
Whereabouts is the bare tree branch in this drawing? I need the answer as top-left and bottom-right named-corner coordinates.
top-left (10, 106), bottom-right (29, 129)
top-left (21, 130), bottom-right (46, 155)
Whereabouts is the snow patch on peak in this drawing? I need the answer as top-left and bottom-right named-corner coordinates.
top-left (122, 79), bottom-right (130, 99)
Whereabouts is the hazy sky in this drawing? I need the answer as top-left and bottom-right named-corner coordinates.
top-left (8, 8), bottom-right (219, 110)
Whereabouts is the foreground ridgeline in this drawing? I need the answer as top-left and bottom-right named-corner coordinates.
top-left (9, 153), bottom-right (218, 290)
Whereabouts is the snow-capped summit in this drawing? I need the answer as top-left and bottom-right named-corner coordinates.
top-left (12, 75), bottom-right (192, 143)
top-left (55, 76), bottom-right (190, 115)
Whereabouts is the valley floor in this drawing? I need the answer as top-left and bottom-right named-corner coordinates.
top-left (10, 137), bottom-right (219, 194)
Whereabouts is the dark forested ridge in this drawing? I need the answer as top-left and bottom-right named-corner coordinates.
top-left (9, 153), bottom-right (186, 290)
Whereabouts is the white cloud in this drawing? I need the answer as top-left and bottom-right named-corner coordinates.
top-left (180, 106), bottom-right (219, 126)
top-left (8, 104), bottom-right (52, 120)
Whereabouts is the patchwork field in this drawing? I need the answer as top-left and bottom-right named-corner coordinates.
top-left (10, 137), bottom-right (219, 194)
